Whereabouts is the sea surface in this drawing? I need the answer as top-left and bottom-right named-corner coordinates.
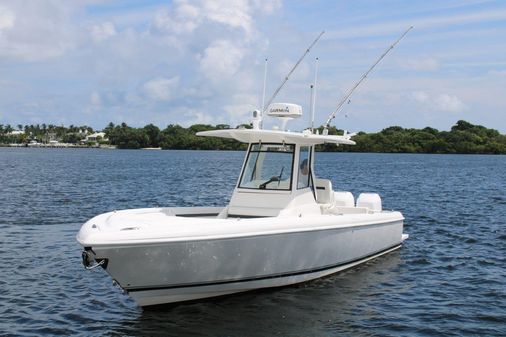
top-left (0, 148), bottom-right (505, 336)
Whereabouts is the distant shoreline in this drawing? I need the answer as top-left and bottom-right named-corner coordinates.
top-left (2, 144), bottom-right (505, 155)
top-left (0, 143), bottom-right (117, 149)
top-left (2, 119), bottom-right (506, 154)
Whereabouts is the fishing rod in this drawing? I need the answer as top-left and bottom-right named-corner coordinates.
top-left (262, 30), bottom-right (325, 113)
top-left (323, 26), bottom-right (413, 132)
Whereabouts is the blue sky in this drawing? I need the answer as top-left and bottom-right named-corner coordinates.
top-left (0, 0), bottom-right (505, 132)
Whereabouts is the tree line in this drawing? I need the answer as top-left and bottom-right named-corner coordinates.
top-left (318, 120), bottom-right (506, 154)
top-left (1, 120), bottom-right (505, 154)
top-left (103, 122), bottom-right (247, 150)
top-left (0, 123), bottom-right (95, 144)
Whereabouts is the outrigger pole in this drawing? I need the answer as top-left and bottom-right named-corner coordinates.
top-left (323, 26), bottom-right (413, 133)
top-left (262, 30), bottom-right (325, 113)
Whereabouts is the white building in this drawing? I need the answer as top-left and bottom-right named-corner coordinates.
top-left (84, 132), bottom-right (107, 142)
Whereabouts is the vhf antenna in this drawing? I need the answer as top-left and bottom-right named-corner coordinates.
top-left (261, 58), bottom-right (268, 112)
top-left (263, 30), bottom-right (325, 113)
top-left (310, 57), bottom-right (319, 132)
top-left (323, 26), bottom-right (413, 132)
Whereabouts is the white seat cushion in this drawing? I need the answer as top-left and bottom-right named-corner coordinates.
top-left (315, 179), bottom-right (333, 204)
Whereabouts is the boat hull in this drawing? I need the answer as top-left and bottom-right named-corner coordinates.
top-left (88, 219), bottom-right (404, 306)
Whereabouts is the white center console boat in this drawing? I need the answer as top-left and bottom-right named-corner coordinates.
top-left (77, 103), bottom-right (408, 307)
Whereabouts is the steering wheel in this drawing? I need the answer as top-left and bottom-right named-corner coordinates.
top-left (259, 176), bottom-right (279, 189)
top-left (259, 166), bottom-right (285, 189)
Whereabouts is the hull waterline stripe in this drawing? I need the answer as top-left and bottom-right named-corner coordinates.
top-left (125, 243), bottom-right (402, 293)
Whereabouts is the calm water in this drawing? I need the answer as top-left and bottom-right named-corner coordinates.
top-left (0, 148), bottom-right (505, 336)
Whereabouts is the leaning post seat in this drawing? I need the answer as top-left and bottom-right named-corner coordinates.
top-left (315, 179), bottom-right (334, 205)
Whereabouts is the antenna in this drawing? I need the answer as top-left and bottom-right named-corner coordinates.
top-left (261, 58), bottom-right (268, 112)
top-left (323, 26), bottom-right (413, 131)
top-left (263, 30), bottom-right (325, 113)
top-left (309, 84), bottom-right (314, 129)
top-left (311, 57), bottom-right (319, 132)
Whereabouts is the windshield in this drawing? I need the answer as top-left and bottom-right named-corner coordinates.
top-left (239, 143), bottom-right (294, 190)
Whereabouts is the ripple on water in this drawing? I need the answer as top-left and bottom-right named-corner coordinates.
top-left (1, 150), bottom-right (506, 336)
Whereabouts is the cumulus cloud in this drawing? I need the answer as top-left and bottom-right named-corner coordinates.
top-left (223, 93), bottom-right (259, 124)
top-left (0, 0), bottom-right (285, 127)
top-left (0, 1), bottom-right (78, 61)
top-left (199, 40), bottom-right (245, 82)
top-left (153, 2), bottom-right (201, 34)
top-left (90, 22), bottom-right (117, 42)
top-left (143, 77), bottom-right (180, 101)
top-left (411, 91), bottom-right (467, 112)
top-left (152, 0), bottom-right (280, 39)
top-left (203, 0), bottom-right (254, 37)
top-left (435, 94), bottom-right (467, 112)
top-left (148, 0), bottom-right (280, 102)
top-left (0, 5), bottom-right (15, 31)
top-left (251, 0), bottom-right (282, 14)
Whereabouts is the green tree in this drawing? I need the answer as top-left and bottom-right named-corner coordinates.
top-left (143, 124), bottom-right (161, 147)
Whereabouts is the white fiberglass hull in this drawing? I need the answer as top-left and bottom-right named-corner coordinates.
top-left (77, 207), bottom-right (405, 307)
top-left (127, 243), bottom-right (402, 306)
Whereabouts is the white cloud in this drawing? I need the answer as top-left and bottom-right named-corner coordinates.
top-left (411, 91), bottom-right (467, 112)
top-left (0, 5), bottom-right (15, 31)
top-left (152, 0), bottom-right (280, 40)
top-left (90, 22), bottom-right (116, 42)
top-left (223, 93), bottom-right (259, 122)
top-left (10, 1), bottom-right (505, 132)
top-left (203, 0), bottom-right (253, 37)
top-left (435, 94), bottom-right (467, 112)
top-left (0, 1), bottom-right (78, 61)
top-left (143, 77), bottom-right (180, 101)
top-left (152, 0), bottom-right (254, 36)
top-left (251, 0), bottom-right (282, 14)
top-left (199, 40), bottom-right (245, 82)
top-left (153, 2), bottom-right (201, 34)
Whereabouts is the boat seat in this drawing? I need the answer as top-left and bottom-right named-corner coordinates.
top-left (315, 179), bottom-right (334, 205)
